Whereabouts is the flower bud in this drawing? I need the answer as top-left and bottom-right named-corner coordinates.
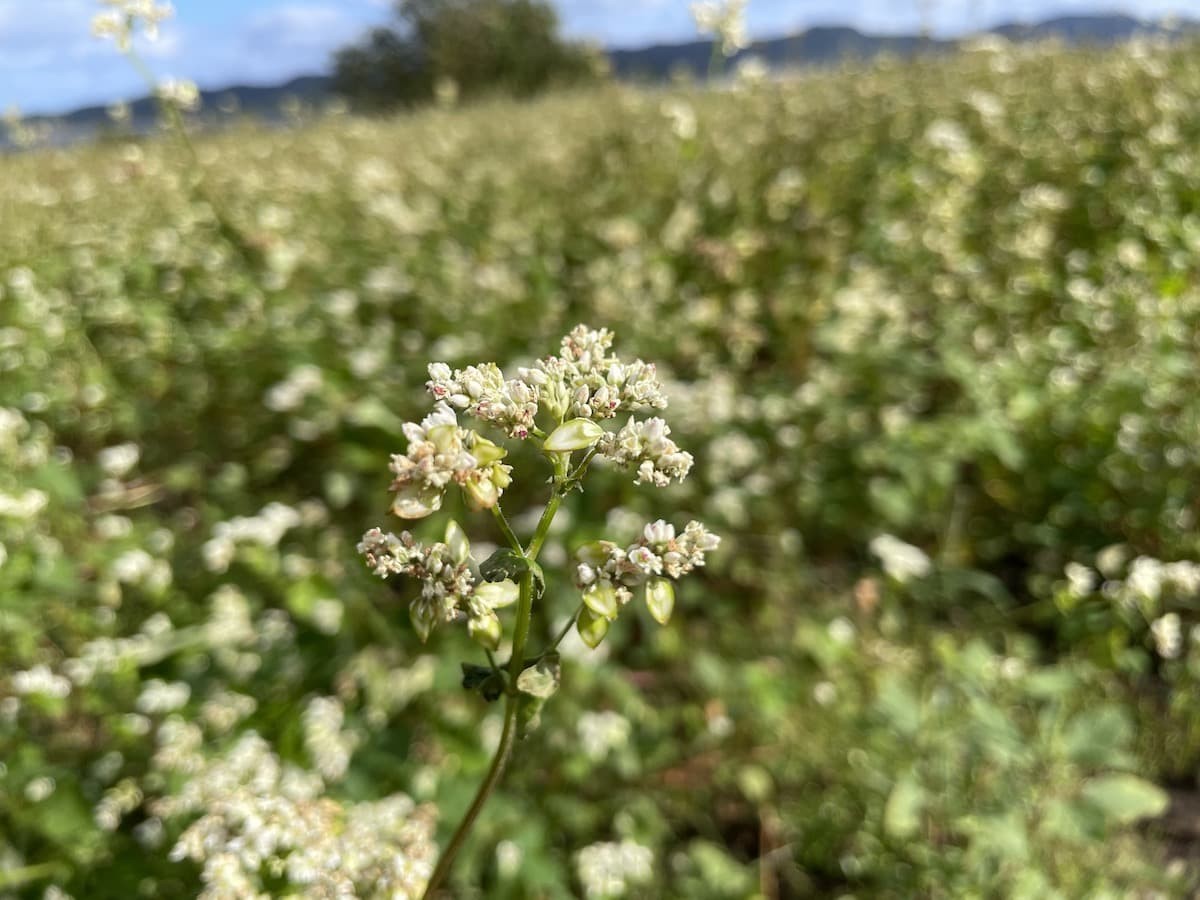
top-left (544, 418), bottom-right (605, 453)
top-left (475, 580), bottom-right (519, 609)
top-left (645, 577), bottom-right (675, 625)
top-left (582, 581), bottom-right (619, 620)
top-left (577, 607), bottom-right (611, 649)
top-left (445, 519), bottom-right (471, 564)
top-left (391, 482), bottom-right (444, 519)
top-left (469, 610), bottom-right (502, 651)
top-left (464, 476), bottom-right (500, 510)
top-left (469, 434), bottom-right (507, 465)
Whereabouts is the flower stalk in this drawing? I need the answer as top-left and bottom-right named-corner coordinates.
top-left (359, 326), bottom-right (719, 894)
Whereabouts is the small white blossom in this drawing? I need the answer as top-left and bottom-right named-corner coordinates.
top-left (136, 679), bottom-right (191, 715)
top-left (387, 404), bottom-right (511, 518)
top-left (572, 520), bottom-right (719, 634)
top-left (303, 696), bottom-right (358, 783)
top-left (25, 776), bottom-right (57, 803)
top-left (357, 528), bottom-right (494, 642)
top-left (690, 0), bottom-right (749, 56)
top-left (97, 442), bottom-right (140, 477)
top-left (870, 534), bottom-right (932, 583)
top-left (91, 0), bottom-right (174, 50)
top-left (577, 711), bottom-right (632, 762)
top-left (576, 839), bottom-right (654, 898)
top-left (1152, 612), bottom-right (1183, 659)
top-left (12, 664), bottom-right (72, 699)
top-left (156, 78), bottom-right (200, 112)
top-left (1064, 562), bottom-right (1096, 598)
top-left (598, 417), bottom-right (694, 487)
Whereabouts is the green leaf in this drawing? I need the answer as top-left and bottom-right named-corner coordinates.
top-left (884, 774), bottom-right (925, 838)
top-left (576, 607), bottom-right (610, 649)
top-left (517, 693), bottom-right (547, 738)
top-left (645, 577), bottom-right (675, 625)
top-left (1080, 774), bottom-right (1169, 825)
top-left (460, 663), bottom-right (504, 702)
top-left (875, 680), bottom-right (921, 737)
top-left (1062, 706), bottom-right (1133, 768)
top-left (461, 663), bottom-right (493, 691)
top-left (479, 549), bottom-right (544, 597)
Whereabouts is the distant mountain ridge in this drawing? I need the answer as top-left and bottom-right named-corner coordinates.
top-left (606, 14), bottom-right (1197, 78)
top-left (8, 14), bottom-right (1196, 146)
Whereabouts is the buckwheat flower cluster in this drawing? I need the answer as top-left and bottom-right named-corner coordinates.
top-left (359, 327), bottom-right (716, 893)
top-left (576, 710), bottom-right (632, 762)
top-left (427, 362), bottom-right (539, 438)
top-left (518, 325), bottom-right (668, 423)
top-left (202, 501), bottom-right (303, 573)
top-left (302, 696), bottom-right (358, 782)
top-left (573, 520), bottom-right (720, 645)
top-left (357, 526), bottom-right (517, 644)
top-left (690, 0), bottom-right (750, 57)
top-left (155, 732), bottom-right (436, 899)
top-left (388, 403), bottom-right (512, 518)
top-left (575, 839), bottom-right (654, 898)
top-left (597, 417), bottom-right (693, 487)
top-left (155, 78), bottom-right (201, 113)
top-left (426, 326), bottom-right (668, 441)
top-left (1152, 612), bottom-right (1183, 660)
top-left (91, 0), bottom-right (173, 51)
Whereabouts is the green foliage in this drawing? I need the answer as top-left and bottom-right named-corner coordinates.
top-left (332, 0), bottom-right (601, 111)
top-left (3, 33), bottom-right (1200, 898)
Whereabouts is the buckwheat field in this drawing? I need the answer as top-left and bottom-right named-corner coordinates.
top-left (6, 24), bottom-right (1200, 900)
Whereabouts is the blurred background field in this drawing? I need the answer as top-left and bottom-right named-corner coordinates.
top-left (6, 3), bottom-right (1200, 897)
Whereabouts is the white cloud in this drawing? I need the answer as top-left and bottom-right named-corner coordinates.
top-left (0, 0), bottom-right (386, 114)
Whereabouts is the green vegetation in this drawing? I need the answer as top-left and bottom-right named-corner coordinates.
top-left (332, 0), bottom-right (601, 111)
top-left (4, 33), bottom-right (1200, 897)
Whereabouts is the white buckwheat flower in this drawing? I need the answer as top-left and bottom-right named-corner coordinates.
top-left (1152, 612), bottom-right (1183, 660)
top-left (388, 403), bottom-right (512, 518)
top-left (597, 417), bottom-right (693, 487)
top-left (572, 520), bottom-right (720, 645)
top-left (427, 362), bottom-right (539, 438)
top-left (357, 526), bottom-right (518, 644)
top-left (869, 534), bottom-right (933, 583)
top-left (690, 0), bottom-right (749, 56)
top-left (575, 839), bottom-right (654, 898)
top-left (1064, 562), bottom-right (1096, 598)
top-left (92, 0), bottom-right (174, 51)
top-left (155, 78), bottom-right (201, 112)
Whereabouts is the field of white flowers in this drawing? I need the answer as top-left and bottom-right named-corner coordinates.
top-left (5, 30), bottom-right (1200, 899)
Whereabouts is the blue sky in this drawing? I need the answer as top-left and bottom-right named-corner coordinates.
top-left (3, 0), bottom-right (1199, 115)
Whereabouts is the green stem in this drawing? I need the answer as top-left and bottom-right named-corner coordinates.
top-left (421, 569), bottom-right (534, 899)
top-left (0, 862), bottom-right (67, 890)
top-left (423, 460), bottom-right (572, 895)
top-left (490, 503), bottom-right (523, 554)
top-left (537, 604), bottom-right (583, 659)
top-left (565, 446), bottom-right (599, 487)
top-left (526, 492), bottom-right (562, 560)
